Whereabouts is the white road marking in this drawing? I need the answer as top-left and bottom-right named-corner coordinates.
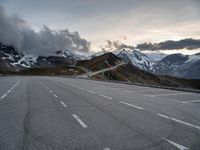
top-left (0, 80), bottom-right (20, 100)
top-left (125, 89), bottom-right (164, 93)
top-left (72, 114), bottom-right (88, 128)
top-left (53, 94), bottom-right (58, 98)
top-left (162, 138), bottom-right (189, 150)
top-left (100, 85), bottom-right (118, 90)
top-left (87, 90), bottom-right (96, 94)
top-left (156, 97), bottom-right (186, 104)
top-left (99, 94), bottom-right (113, 100)
top-left (41, 82), bottom-right (59, 99)
top-left (7, 90), bottom-right (11, 93)
top-left (145, 92), bottom-right (193, 97)
top-left (119, 101), bottom-right (144, 110)
top-left (60, 101), bottom-right (67, 107)
top-left (103, 147), bottom-right (111, 150)
top-left (11, 80), bottom-right (20, 89)
top-left (158, 114), bottom-right (200, 130)
top-left (40, 82), bottom-right (58, 98)
top-left (127, 92), bottom-right (184, 104)
top-left (168, 99), bottom-right (186, 104)
top-left (62, 81), bottom-right (89, 92)
top-left (1, 94), bottom-right (7, 99)
top-left (40, 82), bottom-right (47, 87)
top-left (40, 82), bottom-right (50, 91)
top-left (144, 94), bottom-right (157, 97)
top-left (181, 100), bottom-right (200, 104)
top-left (79, 87), bottom-right (84, 90)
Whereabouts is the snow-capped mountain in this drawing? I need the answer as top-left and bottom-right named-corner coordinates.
top-left (151, 53), bottom-right (200, 79)
top-left (0, 43), bottom-right (37, 71)
top-left (1, 42), bottom-right (200, 79)
top-left (112, 48), bottom-right (200, 79)
top-left (0, 43), bottom-right (90, 71)
top-left (113, 49), bottom-right (155, 71)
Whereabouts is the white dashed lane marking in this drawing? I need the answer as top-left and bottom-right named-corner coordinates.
top-left (53, 94), bottom-right (58, 98)
top-left (60, 101), bottom-right (67, 108)
top-left (181, 100), bottom-right (200, 104)
top-left (162, 138), bottom-right (189, 150)
top-left (158, 114), bottom-right (200, 130)
top-left (72, 114), bottom-right (88, 128)
top-left (40, 82), bottom-right (59, 99)
top-left (145, 92), bottom-right (193, 97)
top-left (0, 80), bottom-right (20, 100)
top-left (79, 87), bottom-right (84, 90)
top-left (119, 101), bottom-right (144, 110)
top-left (1, 94), bottom-right (7, 99)
top-left (87, 90), bottom-right (96, 94)
top-left (103, 147), bottom-right (111, 150)
top-left (99, 94), bottom-right (113, 100)
top-left (125, 89), bottom-right (164, 93)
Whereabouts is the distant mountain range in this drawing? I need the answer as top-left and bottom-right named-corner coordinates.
top-left (114, 49), bottom-right (200, 79)
top-left (0, 42), bottom-right (88, 72)
top-left (76, 53), bottom-right (200, 90)
top-left (0, 42), bottom-right (200, 80)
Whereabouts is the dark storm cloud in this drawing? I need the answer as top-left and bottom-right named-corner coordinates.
top-left (0, 6), bottom-right (90, 56)
top-left (136, 39), bottom-right (200, 50)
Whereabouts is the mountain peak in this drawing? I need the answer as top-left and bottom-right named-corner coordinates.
top-left (114, 48), bottom-right (155, 71)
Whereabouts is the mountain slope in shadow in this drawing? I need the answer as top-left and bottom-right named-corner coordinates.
top-left (77, 53), bottom-right (200, 90)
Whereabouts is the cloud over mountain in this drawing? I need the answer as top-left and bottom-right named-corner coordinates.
top-left (102, 40), bottom-right (134, 51)
top-left (0, 6), bottom-right (90, 56)
top-left (136, 39), bottom-right (200, 50)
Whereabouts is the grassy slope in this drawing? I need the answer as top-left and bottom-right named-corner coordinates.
top-left (91, 63), bottom-right (200, 89)
top-left (76, 53), bottom-right (122, 71)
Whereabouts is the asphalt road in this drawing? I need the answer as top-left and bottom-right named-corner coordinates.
top-left (0, 76), bottom-right (200, 150)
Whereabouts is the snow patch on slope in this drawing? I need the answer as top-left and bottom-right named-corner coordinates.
top-left (11, 54), bottom-right (37, 68)
top-left (113, 48), bottom-right (156, 71)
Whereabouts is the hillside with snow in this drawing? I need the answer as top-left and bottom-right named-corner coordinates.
top-left (0, 43), bottom-right (90, 71)
top-left (0, 42), bottom-right (200, 79)
top-left (111, 48), bottom-right (200, 79)
top-left (113, 49), bottom-right (156, 71)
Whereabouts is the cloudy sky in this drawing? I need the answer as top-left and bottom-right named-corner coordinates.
top-left (1, 0), bottom-right (200, 51)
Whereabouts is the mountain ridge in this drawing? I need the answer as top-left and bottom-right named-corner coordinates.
top-left (0, 42), bottom-right (200, 80)
top-left (112, 48), bottom-right (200, 79)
